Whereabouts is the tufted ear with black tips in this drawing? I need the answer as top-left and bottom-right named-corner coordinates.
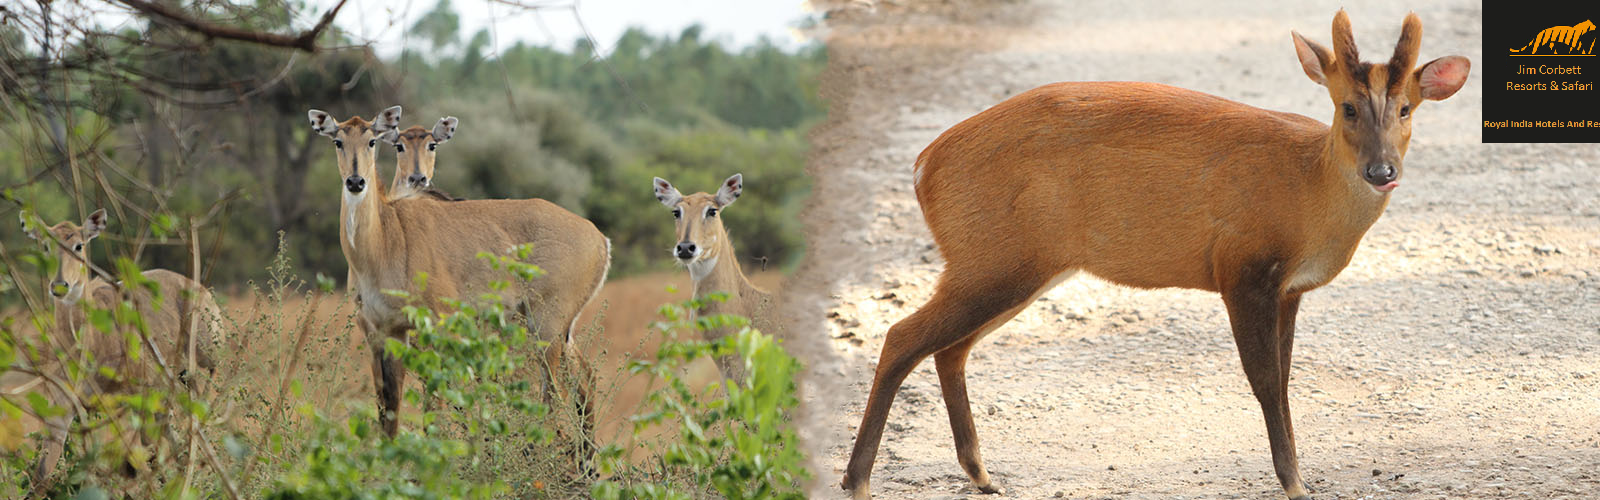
top-left (714, 173), bottom-right (743, 208)
top-left (653, 177), bottom-right (683, 208)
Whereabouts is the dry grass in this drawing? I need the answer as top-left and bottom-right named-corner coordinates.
top-left (4, 267), bottom-right (785, 491)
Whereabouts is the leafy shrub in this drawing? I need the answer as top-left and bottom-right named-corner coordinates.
top-left (592, 293), bottom-right (808, 499)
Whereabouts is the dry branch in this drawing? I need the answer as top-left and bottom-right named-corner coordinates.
top-left (112, 0), bottom-right (351, 53)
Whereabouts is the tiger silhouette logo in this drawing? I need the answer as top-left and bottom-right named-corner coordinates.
top-left (1509, 20), bottom-right (1597, 54)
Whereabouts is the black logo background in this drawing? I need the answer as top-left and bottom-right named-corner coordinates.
top-left (1482, 2), bottom-right (1600, 143)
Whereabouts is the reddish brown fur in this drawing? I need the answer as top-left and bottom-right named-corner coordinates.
top-left (843, 11), bottom-right (1469, 500)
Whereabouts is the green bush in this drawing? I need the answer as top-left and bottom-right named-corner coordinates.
top-left (591, 293), bottom-right (808, 499)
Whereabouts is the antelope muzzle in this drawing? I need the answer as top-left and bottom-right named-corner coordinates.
top-left (345, 174), bottom-right (367, 194)
top-left (674, 241), bottom-right (698, 261)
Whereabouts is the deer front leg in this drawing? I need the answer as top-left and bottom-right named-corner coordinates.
top-left (1222, 262), bottom-right (1309, 500)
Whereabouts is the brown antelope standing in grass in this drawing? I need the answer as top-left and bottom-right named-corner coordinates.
top-left (653, 174), bottom-right (775, 380)
top-left (8, 209), bottom-right (223, 497)
top-left (345, 116), bottom-right (465, 309)
top-left (306, 107), bottom-right (609, 458)
top-left (841, 11), bottom-right (1469, 500)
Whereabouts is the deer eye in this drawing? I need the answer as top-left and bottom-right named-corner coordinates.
top-left (706, 207), bottom-right (718, 218)
top-left (368, 138), bottom-right (377, 148)
top-left (73, 243), bottom-right (83, 252)
top-left (395, 144), bottom-right (405, 153)
top-left (671, 209), bottom-right (681, 219)
top-left (333, 139), bottom-right (344, 149)
top-left (1342, 103), bottom-right (1357, 120)
top-left (427, 143), bottom-right (437, 152)
top-left (1399, 104), bottom-right (1412, 119)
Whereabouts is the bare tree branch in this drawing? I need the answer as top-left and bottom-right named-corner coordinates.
top-left (112, 0), bottom-right (350, 52)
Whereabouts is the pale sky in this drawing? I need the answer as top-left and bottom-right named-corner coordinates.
top-left (320, 0), bottom-right (818, 55)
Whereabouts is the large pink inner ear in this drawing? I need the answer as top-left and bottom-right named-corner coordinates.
top-left (1419, 56), bottom-right (1469, 100)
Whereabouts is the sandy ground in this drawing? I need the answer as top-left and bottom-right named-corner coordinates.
top-left (793, 1), bottom-right (1600, 498)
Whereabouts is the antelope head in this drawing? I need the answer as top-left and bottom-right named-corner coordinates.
top-left (382, 116), bottom-right (458, 199)
top-left (307, 105), bottom-right (402, 201)
top-left (21, 209), bottom-right (107, 305)
top-left (653, 174), bottom-right (743, 277)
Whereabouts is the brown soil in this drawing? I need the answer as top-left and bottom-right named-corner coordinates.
top-left (796, 1), bottom-right (1600, 499)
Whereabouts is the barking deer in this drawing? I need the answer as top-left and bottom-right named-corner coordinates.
top-left (306, 107), bottom-right (610, 459)
top-left (8, 209), bottom-right (223, 497)
top-left (840, 11), bottom-right (1469, 500)
top-left (652, 174), bottom-right (775, 380)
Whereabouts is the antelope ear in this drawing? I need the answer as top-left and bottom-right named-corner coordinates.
top-left (1416, 55), bottom-right (1470, 101)
top-left (308, 109), bottom-right (338, 137)
top-left (431, 117), bottom-right (458, 144)
top-left (373, 105), bottom-right (402, 133)
top-left (714, 173), bottom-right (743, 207)
top-left (20, 211), bottom-right (40, 241)
top-left (82, 209), bottom-right (107, 240)
top-left (1292, 31), bottom-right (1332, 85)
top-left (379, 128), bottom-right (401, 146)
top-left (653, 177), bottom-right (682, 208)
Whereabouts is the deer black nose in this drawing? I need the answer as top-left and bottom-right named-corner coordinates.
top-left (345, 175), bottom-right (366, 193)
top-left (1363, 164), bottom-right (1397, 186)
top-left (407, 173), bottom-right (428, 187)
top-left (49, 280), bottom-right (67, 297)
top-left (675, 242), bottom-right (697, 260)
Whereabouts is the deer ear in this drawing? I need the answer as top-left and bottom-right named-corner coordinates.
top-left (1416, 55), bottom-right (1469, 101)
top-left (714, 173), bottom-right (743, 207)
top-left (82, 209), bottom-right (107, 240)
top-left (1292, 31), bottom-right (1332, 85)
top-left (432, 117), bottom-right (458, 144)
top-left (653, 177), bottom-right (682, 207)
top-left (379, 128), bottom-right (401, 146)
top-left (308, 109), bottom-right (338, 137)
top-left (373, 105), bottom-right (402, 133)
top-left (19, 211), bottom-right (40, 241)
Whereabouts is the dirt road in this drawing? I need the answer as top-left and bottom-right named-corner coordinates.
top-left (793, 1), bottom-right (1600, 498)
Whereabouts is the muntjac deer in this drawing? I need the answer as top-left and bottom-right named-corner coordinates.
top-left (841, 11), bottom-right (1469, 500)
top-left (306, 107), bottom-right (609, 457)
top-left (652, 174), bottom-right (776, 379)
top-left (10, 209), bottom-right (224, 497)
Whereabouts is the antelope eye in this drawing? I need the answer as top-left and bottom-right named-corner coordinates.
top-left (706, 208), bottom-right (718, 218)
top-left (395, 144), bottom-right (405, 153)
top-left (368, 138), bottom-right (377, 148)
top-left (333, 139), bottom-right (344, 149)
top-left (1399, 104), bottom-right (1412, 118)
top-left (671, 209), bottom-right (681, 219)
top-left (1342, 103), bottom-right (1357, 120)
top-left (427, 143), bottom-right (437, 152)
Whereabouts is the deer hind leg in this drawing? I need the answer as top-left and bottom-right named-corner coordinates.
top-left (1222, 262), bottom-right (1309, 500)
top-left (526, 298), bottom-right (598, 477)
top-left (842, 264), bottom-right (1059, 499)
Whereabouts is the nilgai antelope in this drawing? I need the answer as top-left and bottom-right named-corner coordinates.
top-left (345, 116), bottom-right (466, 308)
top-left (307, 107), bottom-right (610, 452)
top-left (9, 209), bottom-right (224, 497)
top-left (384, 116), bottom-right (464, 201)
top-left (653, 174), bottom-right (775, 380)
top-left (841, 11), bottom-right (1469, 500)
